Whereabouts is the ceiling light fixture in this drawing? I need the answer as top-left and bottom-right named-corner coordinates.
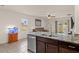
top-left (48, 14), bottom-right (55, 20)
top-left (48, 14), bottom-right (52, 19)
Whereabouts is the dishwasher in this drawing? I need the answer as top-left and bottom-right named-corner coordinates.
top-left (27, 35), bottom-right (36, 53)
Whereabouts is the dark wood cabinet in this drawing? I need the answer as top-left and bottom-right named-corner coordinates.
top-left (59, 47), bottom-right (78, 53)
top-left (35, 36), bottom-right (79, 53)
top-left (59, 41), bottom-right (79, 53)
top-left (36, 36), bottom-right (59, 53)
top-left (46, 43), bottom-right (58, 53)
top-left (8, 33), bottom-right (18, 43)
top-left (36, 40), bottom-right (46, 53)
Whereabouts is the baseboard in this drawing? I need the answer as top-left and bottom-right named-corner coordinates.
top-left (19, 38), bottom-right (27, 40)
top-left (0, 41), bottom-right (8, 44)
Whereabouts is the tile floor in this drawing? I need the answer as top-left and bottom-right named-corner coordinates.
top-left (0, 39), bottom-right (30, 53)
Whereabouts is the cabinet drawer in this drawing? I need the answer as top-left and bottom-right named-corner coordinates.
top-left (36, 36), bottom-right (47, 42)
top-left (59, 41), bottom-right (69, 48)
top-left (59, 47), bottom-right (78, 53)
top-left (59, 41), bottom-right (79, 52)
top-left (46, 39), bottom-right (58, 45)
top-left (37, 36), bottom-right (58, 45)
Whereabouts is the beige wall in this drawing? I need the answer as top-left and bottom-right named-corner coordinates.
top-left (0, 6), bottom-right (75, 44)
top-left (0, 7), bottom-right (45, 44)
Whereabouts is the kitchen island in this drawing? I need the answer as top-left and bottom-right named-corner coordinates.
top-left (27, 33), bottom-right (79, 53)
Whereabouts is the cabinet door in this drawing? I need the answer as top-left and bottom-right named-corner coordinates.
top-left (12, 34), bottom-right (18, 41)
top-left (8, 34), bottom-right (13, 43)
top-left (8, 33), bottom-right (18, 43)
top-left (36, 40), bottom-right (46, 53)
top-left (59, 41), bottom-right (79, 53)
top-left (59, 47), bottom-right (78, 53)
top-left (46, 43), bottom-right (58, 53)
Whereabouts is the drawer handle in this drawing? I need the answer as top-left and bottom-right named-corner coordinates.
top-left (68, 46), bottom-right (76, 48)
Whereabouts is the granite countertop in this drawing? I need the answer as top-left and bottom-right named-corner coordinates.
top-left (28, 32), bottom-right (79, 44)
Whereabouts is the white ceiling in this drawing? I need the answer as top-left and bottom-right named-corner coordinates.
top-left (0, 5), bottom-right (74, 17)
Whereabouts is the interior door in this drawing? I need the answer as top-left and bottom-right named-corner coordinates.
top-left (46, 43), bottom-right (58, 53)
top-left (37, 40), bottom-right (46, 53)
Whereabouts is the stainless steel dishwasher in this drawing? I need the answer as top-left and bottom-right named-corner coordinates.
top-left (27, 34), bottom-right (36, 53)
